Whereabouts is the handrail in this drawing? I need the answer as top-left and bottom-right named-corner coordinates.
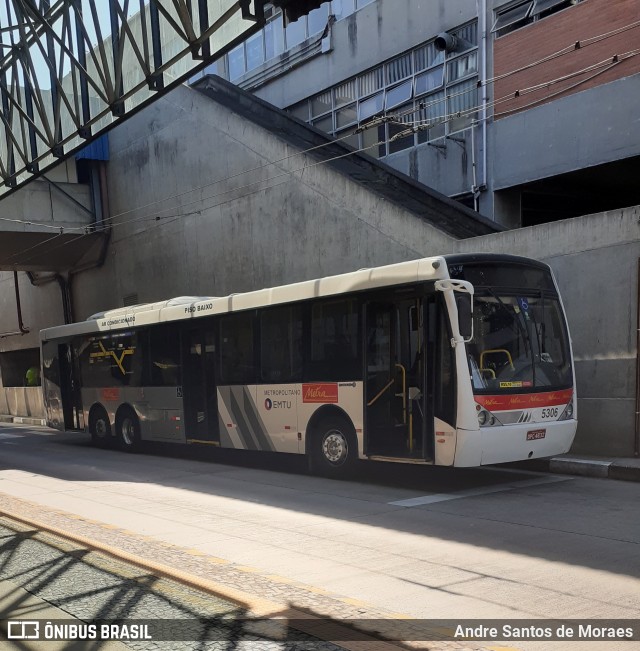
top-left (367, 378), bottom-right (395, 407)
top-left (395, 363), bottom-right (407, 425)
top-left (480, 348), bottom-right (514, 371)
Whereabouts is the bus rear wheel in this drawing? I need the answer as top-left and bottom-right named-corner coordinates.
top-left (116, 408), bottom-right (141, 453)
top-left (309, 418), bottom-right (357, 478)
top-left (89, 407), bottom-right (112, 448)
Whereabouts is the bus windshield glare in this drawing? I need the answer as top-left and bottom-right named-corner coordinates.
top-left (467, 291), bottom-right (572, 392)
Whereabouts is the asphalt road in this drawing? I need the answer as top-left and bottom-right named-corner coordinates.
top-left (0, 423), bottom-right (639, 650)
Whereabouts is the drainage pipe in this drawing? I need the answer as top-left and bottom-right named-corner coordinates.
top-left (0, 271), bottom-right (30, 338)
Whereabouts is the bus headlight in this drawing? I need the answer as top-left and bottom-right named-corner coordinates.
top-left (477, 409), bottom-right (498, 427)
top-left (558, 398), bottom-right (574, 421)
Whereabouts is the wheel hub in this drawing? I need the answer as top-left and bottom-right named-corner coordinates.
top-left (322, 430), bottom-right (347, 465)
top-left (121, 418), bottom-right (135, 446)
top-left (95, 419), bottom-right (107, 438)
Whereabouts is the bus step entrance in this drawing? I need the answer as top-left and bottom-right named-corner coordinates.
top-left (367, 424), bottom-right (424, 459)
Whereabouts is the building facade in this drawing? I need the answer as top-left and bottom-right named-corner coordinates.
top-left (194, 0), bottom-right (640, 227)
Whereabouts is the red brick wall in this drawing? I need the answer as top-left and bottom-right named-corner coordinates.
top-left (493, 0), bottom-right (640, 118)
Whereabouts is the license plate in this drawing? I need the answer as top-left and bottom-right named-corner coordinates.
top-left (527, 429), bottom-right (546, 441)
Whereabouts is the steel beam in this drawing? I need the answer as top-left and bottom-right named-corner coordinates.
top-left (0, 0), bottom-right (267, 198)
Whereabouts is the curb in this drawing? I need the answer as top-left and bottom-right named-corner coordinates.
top-left (0, 414), bottom-right (47, 426)
top-left (511, 457), bottom-right (640, 483)
top-left (0, 508), bottom-right (410, 651)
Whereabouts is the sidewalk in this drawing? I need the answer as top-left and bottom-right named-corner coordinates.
top-left (0, 504), bottom-right (485, 651)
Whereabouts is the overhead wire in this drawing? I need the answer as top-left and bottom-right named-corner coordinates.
top-left (4, 14), bottom-right (639, 236)
top-left (4, 17), bottom-right (640, 266)
top-left (10, 13), bottom-right (639, 236)
top-left (8, 42), bottom-right (638, 268)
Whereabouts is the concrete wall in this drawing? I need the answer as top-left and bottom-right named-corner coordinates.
top-left (0, 272), bottom-right (64, 353)
top-left (0, 387), bottom-right (44, 420)
top-left (491, 73), bottom-right (640, 192)
top-left (70, 83), bottom-right (458, 321)
top-left (458, 206), bottom-right (640, 456)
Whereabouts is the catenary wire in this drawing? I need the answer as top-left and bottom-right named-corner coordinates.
top-left (5, 24), bottom-right (640, 265)
top-left (22, 15), bottom-right (640, 233)
top-left (9, 44), bottom-right (638, 269)
top-left (3, 15), bottom-right (639, 235)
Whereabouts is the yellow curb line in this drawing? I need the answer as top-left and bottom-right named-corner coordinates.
top-left (0, 508), bottom-right (412, 651)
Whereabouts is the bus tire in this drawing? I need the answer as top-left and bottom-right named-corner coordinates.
top-left (116, 408), bottom-right (141, 453)
top-left (308, 417), bottom-right (357, 478)
top-left (89, 406), bottom-right (112, 448)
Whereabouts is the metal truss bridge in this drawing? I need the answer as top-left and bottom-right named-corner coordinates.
top-left (0, 0), bottom-right (270, 196)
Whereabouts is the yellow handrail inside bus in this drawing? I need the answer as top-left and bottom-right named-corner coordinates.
top-left (367, 378), bottom-right (395, 407)
top-left (480, 349), bottom-right (514, 371)
top-left (395, 363), bottom-right (407, 425)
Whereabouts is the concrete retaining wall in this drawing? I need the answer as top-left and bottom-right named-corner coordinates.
top-left (0, 387), bottom-right (45, 420)
top-left (458, 207), bottom-right (640, 456)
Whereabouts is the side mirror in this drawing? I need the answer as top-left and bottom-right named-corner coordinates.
top-left (456, 294), bottom-right (473, 340)
top-left (435, 278), bottom-right (474, 345)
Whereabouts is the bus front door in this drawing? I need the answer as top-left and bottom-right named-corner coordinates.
top-left (182, 328), bottom-right (219, 444)
top-left (365, 297), bottom-right (426, 459)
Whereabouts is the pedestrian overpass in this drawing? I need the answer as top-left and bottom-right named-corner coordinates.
top-left (0, 0), bottom-right (275, 273)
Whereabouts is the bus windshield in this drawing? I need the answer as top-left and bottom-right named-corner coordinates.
top-left (467, 291), bottom-right (572, 393)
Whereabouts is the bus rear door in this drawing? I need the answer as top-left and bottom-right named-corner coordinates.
top-left (182, 327), bottom-right (219, 444)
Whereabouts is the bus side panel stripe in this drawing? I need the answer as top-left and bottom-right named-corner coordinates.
top-left (218, 387), bottom-right (251, 450)
top-left (217, 411), bottom-right (236, 449)
top-left (242, 387), bottom-right (275, 452)
top-left (228, 388), bottom-right (259, 450)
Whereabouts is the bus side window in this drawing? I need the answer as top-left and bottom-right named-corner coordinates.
top-left (308, 299), bottom-right (360, 381)
top-left (260, 305), bottom-right (303, 383)
top-left (219, 313), bottom-right (256, 385)
top-left (142, 326), bottom-right (182, 387)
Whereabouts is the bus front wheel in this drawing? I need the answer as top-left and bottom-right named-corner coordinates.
top-left (309, 418), bottom-right (357, 477)
top-left (90, 407), bottom-right (111, 448)
top-left (116, 408), bottom-right (141, 453)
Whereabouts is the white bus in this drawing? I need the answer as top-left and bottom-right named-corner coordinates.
top-left (40, 253), bottom-right (577, 475)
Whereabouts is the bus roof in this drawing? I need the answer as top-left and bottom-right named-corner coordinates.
top-left (41, 255), bottom-right (450, 341)
top-left (40, 253), bottom-right (551, 341)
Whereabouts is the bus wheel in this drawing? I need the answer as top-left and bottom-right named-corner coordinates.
top-left (116, 408), bottom-right (140, 453)
top-left (89, 407), bottom-right (111, 448)
top-left (309, 418), bottom-right (357, 477)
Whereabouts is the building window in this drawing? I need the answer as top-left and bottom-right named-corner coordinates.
top-left (285, 20), bottom-right (479, 157)
top-left (225, 0), bottom-right (377, 81)
top-left (493, 0), bottom-right (582, 38)
top-left (447, 78), bottom-right (478, 134)
top-left (386, 80), bottom-right (413, 110)
top-left (228, 44), bottom-right (246, 80)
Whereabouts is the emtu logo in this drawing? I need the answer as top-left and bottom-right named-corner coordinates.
top-left (265, 398), bottom-right (272, 410)
top-left (7, 621), bottom-right (39, 639)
